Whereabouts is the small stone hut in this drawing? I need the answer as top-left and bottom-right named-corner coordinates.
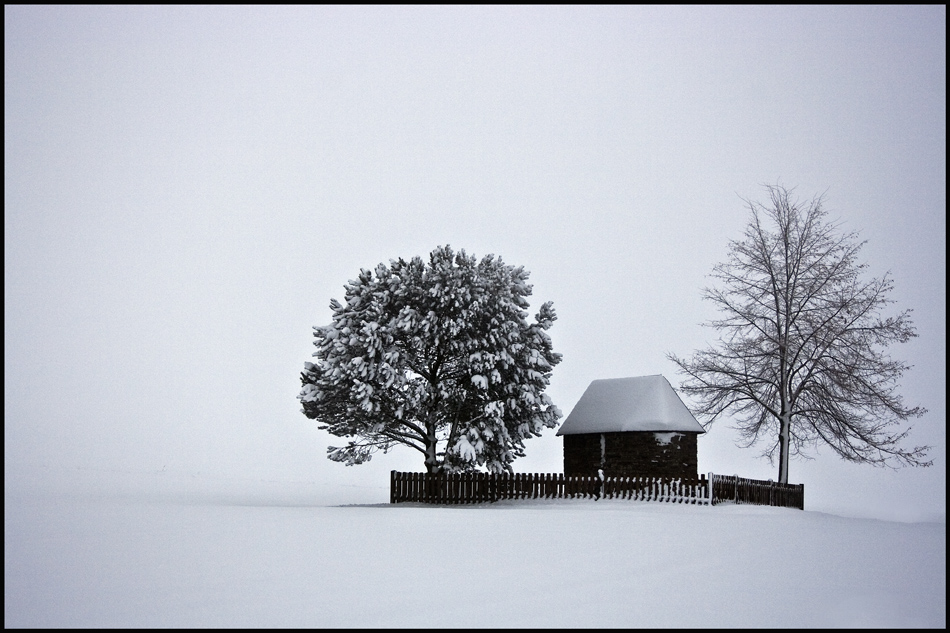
top-left (556, 375), bottom-right (705, 479)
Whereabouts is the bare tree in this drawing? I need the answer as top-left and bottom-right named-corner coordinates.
top-left (668, 185), bottom-right (929, 484)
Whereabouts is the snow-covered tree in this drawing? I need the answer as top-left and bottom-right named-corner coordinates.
top-left (299, 245), bottom-right (563, 474)
top-left (669, 186), bottom-right (929, 484)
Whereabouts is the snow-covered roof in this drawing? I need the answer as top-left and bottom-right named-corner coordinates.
top-left (556, 375), bottom-right (705, 435)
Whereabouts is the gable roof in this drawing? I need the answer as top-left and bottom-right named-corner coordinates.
top-left (556, 375), bottom-right (705, 435)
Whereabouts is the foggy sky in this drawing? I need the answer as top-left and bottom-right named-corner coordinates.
top-left (5, 6), bottom-right (946, 522)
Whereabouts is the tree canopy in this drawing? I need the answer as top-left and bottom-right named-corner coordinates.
top-left (299, 245), bottom-right (562, 474)
top-left (669, 186), bottom-right (929, 483)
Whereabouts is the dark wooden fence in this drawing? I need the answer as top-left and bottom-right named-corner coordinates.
top-left (709, 473), bottom-right (804, 510)
top-left (391, 471), bottom-right (709, 505)
top-left (391, 471), bottom-right (804, 509)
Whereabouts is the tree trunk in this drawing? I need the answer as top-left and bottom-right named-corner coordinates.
top-left (778, 411), bottom-right (791, 484)
top-left (424, 419), bottom-right (440, 475)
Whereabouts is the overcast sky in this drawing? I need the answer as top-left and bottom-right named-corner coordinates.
top-left (5, 6), bottom-right (945, 522)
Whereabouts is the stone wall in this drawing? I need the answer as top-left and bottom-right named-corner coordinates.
top-left (563, 431), bottom-right (699, 479)
top-left (562, 433), bottom-right (603, 477)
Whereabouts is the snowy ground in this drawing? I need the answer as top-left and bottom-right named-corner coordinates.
top-left (4, 468), bottom-right (946, 628)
